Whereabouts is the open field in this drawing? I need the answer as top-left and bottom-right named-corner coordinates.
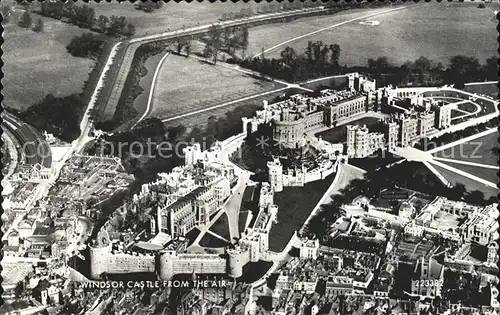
top-left (3, 14), bottom-right (94, 111)
top-left (433, 132), bottom-right (498, 166)
top-left (432, 164), bottom-right (497, 199)
top-left (209, 213), bottom-right (231, 240)
top-left (457, 102), bottom-right (480, 113)
top-left (437, 161), bottom-right (497, 184)
top-left (247, 2), bottom-right (497, 66)
top-left (151, 55), bottom-right (283, 120)
top-left (317, 117), bottom-right (381, 144)
top-left (271, 174), bottom-right (336, 252)
top-left (86, 2), bottom-right (271, 36)
top-left (199, 233), bottom-right (229, 248)
top-left (163, 83), bottom-right (292, 133)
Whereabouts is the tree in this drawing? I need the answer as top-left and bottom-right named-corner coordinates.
top-left (185, 40), bottom-right (192, 57)
top-left (481, 56), bottom-right (498, 81)
top-left (14, 281), bottom-right (25, 298)
top-left (176, 37), bottom-right (187, 54)
top-left (239, 27), bottom-right (249, 56)
top-left (280, 46), bottom-right (297, 67)
top-left (207, 24), bottom-right (222, 64)
top-left (446, 55), bottom-right (481, 87)
top-left (97, 15), bottom-right (109, 33)
top-left (66, 33), bottom-right (104, 58)
top-left (108, 15), bottom-right (128, 36)
top-left (32, 18), bottom-right (44, 32)
top-left (18, 10), bottom-right (32, 28)
top-left (1, 3), bottom-right (12, 24)
top-left (125, 23), bottom-right (135, 37)
top-left (465, 190), bottom-right (485, 205)
top-left (203, 44), bottom-right (213, 59)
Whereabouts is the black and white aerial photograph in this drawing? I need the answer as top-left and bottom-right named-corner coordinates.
top-left (1, 1), bottom-right (499, 314)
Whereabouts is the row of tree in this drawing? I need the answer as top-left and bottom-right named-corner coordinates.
top-left (415, 117), bottom-right (499, 151)
top-left (360, 55), bottom-right (498, 88)
top-left (202, 24), bottom-right (249, 64)
top-left (134, 1), bottom-right (163, 13)
top-left (237, 39), bottom-right (497, 87)
top-left (239, 40), bottom-right (342, 82)
top-left (39, 2), bottom-right (135, 37)
top-left (219, 1), bottom-right (324, 21)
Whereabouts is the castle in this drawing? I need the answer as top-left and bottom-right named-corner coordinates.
top-left (242, 73), bottom-right (376, 149)
top-left (345, 85), bottom-right (496, 158)
top-left (89, 181), bottom-right (279, 280)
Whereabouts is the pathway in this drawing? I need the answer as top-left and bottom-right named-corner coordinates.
top-left (392, 126), bottom-right (498, 191)
top-left (253, 6), bottom-right (408, 58)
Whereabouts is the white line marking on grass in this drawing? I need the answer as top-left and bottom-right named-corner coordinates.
top-left (161, 87), bottom-right (289, 123)
top-left (427, 128), bottom-right (498, 154)
top-left (432, 157), bottom-right (498, 169)
top-left (428, 159), bottom-right (497, 189)
top-left (253, 6), bottom-right (408, 59)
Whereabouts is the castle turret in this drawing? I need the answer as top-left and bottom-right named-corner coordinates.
top-left (267, 159), bottom-right (283, 192)
top-left (227, 246), bottom-right (248, 278)
top-left (158, 250), bottom-right (176, 280)
top-left (89, 244), bottom-right (110, 279)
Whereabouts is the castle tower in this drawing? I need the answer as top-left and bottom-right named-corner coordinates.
top-left (227, 247), bottom-right (246, 278)
top-left (183, 144), bottom-right (202, 166)
top-left (346, 125), bottom-right (357, 157)
top-left (89, 245), bottom-right (110, 279)
top-left (487, 242), bottom-right (499, 266)
top-left (267, 159), bottom-right (283, 192)
top-left (158, 250), bottom-right (176, 280)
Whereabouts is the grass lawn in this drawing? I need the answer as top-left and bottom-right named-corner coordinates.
top-left (86, 2), bottom-right (271, 36)
top-left (300, 76), bottom-right (349, 91)
top-left (432, 164), bottom-right (497, 199)
top-left (247, 2), bottom-right (497, 66)
top-left (239, 210), bottom-right (251, 235)
top-left (185, 228), bottom-right (201, 247)
top-left (457, 102), bottom-right (479, 113)
top-left (437, 161), bottom-right (497, 185)
top-left (162, 83), bottom-right (290, 134)
top-left (433, 132), bottom-right (498, 167)
top-left (237, 260), bottom-right (273, 284)
top-left (199, 233), bottom-right (229, 248)
top-left (464, 82), bottom-right (498, 99)
top-left (451, 110), bottom-right (467, 119)
top-left (3, 15), bottom-right (94, 111)
top-left (317, 117), bottom-right (381, 144)
top-left (270, 173), bottom-right (336, 252)
top-left (209, 213), bottom-right (231, 240)
top-left (152, 55), bottom-right (282, 119)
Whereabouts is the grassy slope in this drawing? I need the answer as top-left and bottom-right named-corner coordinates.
top-left (433, 132), bottom-right (498, 166)
top-left (3, 15), bottom-right (94, 111)
top-left (151, 55), bottom-right (281, 119)
top-left (86, 2), bottom-right (271, 36)
top-left (437, 161), bottom-right (497, 184)
top-left (432, 164), bottom-right (497, 199)
top-left (270, 174), bottom-right (336, 252)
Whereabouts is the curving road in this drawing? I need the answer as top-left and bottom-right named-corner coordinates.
top-left (99, 7), bottom-right (334, 123)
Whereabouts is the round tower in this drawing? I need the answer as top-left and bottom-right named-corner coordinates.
top-left (227, 247), bottom-right (245, 278)
top-left (89, 245), bottom-right (110, 279)
top-left (158, 250), bottom-right (176, 280)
